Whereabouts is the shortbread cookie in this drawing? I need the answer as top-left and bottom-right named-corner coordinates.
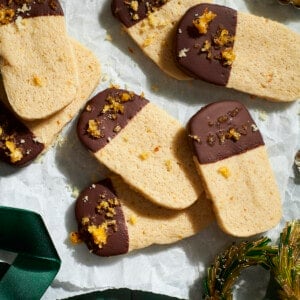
top-left (175, 3), bottom-right (300, 102)
top-left (0, 0), bottom-right (79, 120)
top-left (74, 175), bottom-right (214, 256)
top-left (112, 0), bottom-right (211, 80)
top-left (188, 100), bottom-right (282, 237)
top-left (0, 40), bottom-right (101, 167)
top-left (77, 88), bottom-right (202, 210)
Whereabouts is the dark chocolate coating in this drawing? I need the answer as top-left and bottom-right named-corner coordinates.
top-left (77, 88), bottom-right (149, 153)
top-left (174, 4), bottom-right (237, 86)
top-left (188, 101), bottom-right (264, 164)
top-left (0, 0), bottom-right (63, 24)
top-left (111, 0), bottom-right (168, 28)
top-left (75, 179), bottom-right (129, 257)
top-left (0, 102), bottom-right (44, 167)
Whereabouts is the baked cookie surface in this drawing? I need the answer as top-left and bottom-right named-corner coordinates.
top-left (74, 175), bottom-right (214, 256)
top-left (0, 39), bottom-right (101, 166)
top-left (188, 100), bottom-right (282, 237)
top-left (0, 0), bottom-right (79, 120)
top-left (175, 3), bottom-right (300, 102)
top-left (77, 88), bottom-right (203, 210)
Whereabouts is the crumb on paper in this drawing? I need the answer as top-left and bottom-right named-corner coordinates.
top-left (54, 134), bottom-right (65, 148)
top-left (101, 74), bottom-right (109, 82)
top-left (70, 232), bottom-right (82, 244)
top-left (258, 110), bottom-right (268, 121)
top-left (151, 85), bottom-right (159, 92)
top-left (105, 33), bottom-right (112, 41)
top-left (71, 186), bottom-right (80, 199)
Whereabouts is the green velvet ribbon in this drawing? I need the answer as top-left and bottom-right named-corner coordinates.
top-left (0, 206), bottom-right (61, 300)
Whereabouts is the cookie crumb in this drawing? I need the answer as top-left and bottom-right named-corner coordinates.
top-left (70, 232), bottom-right (82, 244)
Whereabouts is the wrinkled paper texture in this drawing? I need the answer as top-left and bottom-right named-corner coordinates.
top-left (0, 0), bottom-right (299, 299)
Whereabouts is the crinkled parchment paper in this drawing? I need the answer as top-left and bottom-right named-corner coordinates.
top-left (0, 0), bottom-right (299, 299)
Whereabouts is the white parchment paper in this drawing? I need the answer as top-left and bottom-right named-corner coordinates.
top-left (0, 1), bottom-right (299, 299)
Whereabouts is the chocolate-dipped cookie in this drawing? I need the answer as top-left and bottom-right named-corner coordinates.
top-left (0, 0), bottom-right (79, 120)
top-left (188, 100), bottom-right (282, 237)
top-left (175, 3), bottom-right (300, 102)
top-left (0, 101), bottom-right (44, 167)
top-left (112, 0), bottom-right (211, 80)
top-left (74, 175), bottom-right (214, 256)
top-left (0, 39), bottom-right (101, 167)
top-left (77, 88), bottom-right (203, 210)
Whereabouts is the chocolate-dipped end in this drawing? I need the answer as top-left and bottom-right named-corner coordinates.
top-left (188, 100), bottom-right (264, 164)
top-left (0, 102), bottom-right (44, 167)
top-left (174, 3), bottom-right (237, 86)
top-left (0, 0), bottom-right (63, 25)
top-left (75, 179), bottom-right (129, 257)
top-left (77, 88), bottom-right (149, 153)
top-left (111, 0), bottom-right (169, 28)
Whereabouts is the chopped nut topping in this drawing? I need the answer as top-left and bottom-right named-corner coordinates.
top-left (188, 134), bottom-right (201, 143)
top-left (88, 223), bottom-right (108, 249)
top-left (0, 8), bottom-right (15, 25)
top-left (251, 124), bottom-right (259, 132)
top-left (81, 217), bottom-right (90, 225)
top-left (217, 115), bottom-right (229, 123)
top-left (87, 119), bottom-right (103, 139)
top-left (130, 0), bottom-right (138, 11)
top-left (221, 47), bottom-right (236, 66)
top-left (218, 166), bottom-right (231, 178)
top-left (193, 9), bottom-right (216, 34)
top-left (214, 28), bottom-right (234, 47)
top-left (216, 131), bottom-right (226, 144)
top-left (113, 125), bottom-right (122, 133)
top-left (5, 140), bottom-right (23, 163)
top-left (85, 104), bottom-right (92, 112)
top-left (201, 40), bottom-right (211, 52)
top-left (207, 133), bottom-right (216, 146)
top-left (228, 128), bottom-right (241, 141)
